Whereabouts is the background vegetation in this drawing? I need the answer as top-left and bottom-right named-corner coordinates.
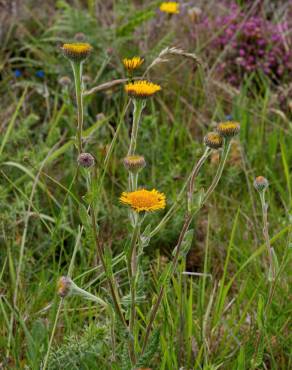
top-left (0, 0), bottom-right (291, 369)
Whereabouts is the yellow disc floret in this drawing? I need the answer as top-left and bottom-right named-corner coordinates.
top-left (125, 80), bottom-right (161, 99)
top-left (120, 189), bottom-right (166, 212)
top-left (217, 121), bottom-right (240, 138)
top-left (159, 2), bottom-right (180, 14)
top-left (61, 43), bottom-right (93, 62)
top-left (204, 132), bottom-right (223, 149)
top-left (123, 56), bottom-right (144, 72)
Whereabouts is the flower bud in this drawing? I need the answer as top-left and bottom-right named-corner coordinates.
top-left (217, 121), bottom-right (240, 138)
top-left (77, 153), bottom-right (95, 168)
top-left (60, 43), bottom-right (93, 63)
top-left (58, 76), bottom-right (71, 87)
top-left (123, 155), bottom-right (146, 173)
top-left (57, 276), bottom-right (72, 298)
top-left (204, 132), bottom-right (223, 149)
top-left (254, 176), bottom-right (269, 192)
top-left (74, 32), bottom-right (86, 42)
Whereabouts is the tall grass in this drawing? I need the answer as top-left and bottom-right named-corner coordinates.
top-left (0, 1), bottom-right (291, 369)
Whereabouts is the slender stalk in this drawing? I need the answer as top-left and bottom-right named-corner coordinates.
top-left (72, 61), bottom-right (83, 154)
top-left (259, 192), bottom-right (275, 281)
top-left (203, 139), bottom-right (231, 203)
top-left (149, 148), bottom-right (211, 239)
top-left (42, 299), bottom-right (63, 370)
top-left (127, 215), bottom-right (140, 364)
top-left (252, 189), bottom-right (277, 366)
top-left (142, 143), bottom-right (230, 351)
top-left (90, 208), bottom-right (128, 328)
top-left (128, 99), bottom-right (145, 156)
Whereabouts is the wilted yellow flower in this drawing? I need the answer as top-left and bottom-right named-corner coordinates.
top-left (61, 43), bottom-right (93, 63)
top-left (217, 121), bottom-right (240, 138)
top-left (57, 276), bottom-right (72, 298)
top-left (159, 2), bottom-right (180, 14)
top-left (125, 80), bottom-right (161, 99)
top-left (120, 189), bottom-right (166, 212)
top-left (123, 56), bottom-right (144, 72)
top-left (204, 132), bottom-right (223, 149)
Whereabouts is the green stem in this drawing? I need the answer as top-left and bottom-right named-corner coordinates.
top-left (259, 192), bottom-right (275, 281)
top-left (128, 99), bottom-right (145, 156)
top-left (72, 61), bottom-right (83, 154)
top-left (127, 214), bottom-right (140, 364)
top-left (149, 147), bottom-right (211, 238)
top-left (203, 140), bottom-right (231, 203)
top-left (42, 299), bottom-right (63, 370)
top-left (142, 143), bottom-right (230, 352)
top-left (90, 207), bottom-right (127, 329)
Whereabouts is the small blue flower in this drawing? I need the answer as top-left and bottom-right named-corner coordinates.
top-left (35, 70), bottom-right (45, 78)
top-left (14, 69), bottom-right (22, 78)
top-left (225, 114), bottom-right (233, 121)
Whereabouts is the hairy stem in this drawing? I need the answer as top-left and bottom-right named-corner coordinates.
top-left (90, 208), bottom-right (127, 328)
top-left (42, 299), bottom-right (63, 370)
top-left (142, 142), bottom-right (231, 351)
top-left (72, 61), bottom-right (83, 154)
top-left (128, 99), bottom-right (145, 156)
top-left (127, 215), bottom-right (140, 364)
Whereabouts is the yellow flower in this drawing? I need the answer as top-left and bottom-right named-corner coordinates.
top-left (159, 2), bottom-right (180, 14)
top-left (125, 80), bottom-right (161, 99)
top-left (123, 56), bottom-right (144, 72)
top-left (217, 121), bottom-right (240, 138)
top-left (120, 189), bottom-right (166, 212)
top-left (61, 43), bottom-right (93, 63)
top-left (204, 132), bottom-right (223, 149)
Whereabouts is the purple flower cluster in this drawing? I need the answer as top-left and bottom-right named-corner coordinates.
top-left (201, 3), bottom-right (292, 85)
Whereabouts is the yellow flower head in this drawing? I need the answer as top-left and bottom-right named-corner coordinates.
top-left (125, 80), bottom-right (161, 99)
top-left (204, 132), bottom-right (223, 149)
top-left (123, 56), bottom-right (144, 73)
top-left (61, 43), bottom-right (93, 63)
top-left (120, 189), bottom-right (166, 212)
top-left (217, 121), bottom-right (240, 138)
top-left (159, 2), bottom-right (180, 14)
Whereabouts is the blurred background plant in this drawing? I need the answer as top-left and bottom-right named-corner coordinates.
top-left (0, 0), bottom-right (291, 369)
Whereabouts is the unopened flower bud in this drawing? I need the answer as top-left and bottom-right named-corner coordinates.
top-left (74, 32), bottom-right (86, 42)
top-left (123, 155), bottom-right (146, 173)
top-left (57, 276), bottom-right (72, 298)
top-left (77, 153), bottom-right (95, 168)
top-left (254, 176), bottom-right (269, 192)
top-left (58, 76), bottom-right (71, 87)
top-left (204, 132), bottom-right (223, 149)
top-left (217, 121), bottom-right (240, 138)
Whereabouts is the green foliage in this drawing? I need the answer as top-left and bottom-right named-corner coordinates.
top-left (0, 0), bottom-right (291, 369)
